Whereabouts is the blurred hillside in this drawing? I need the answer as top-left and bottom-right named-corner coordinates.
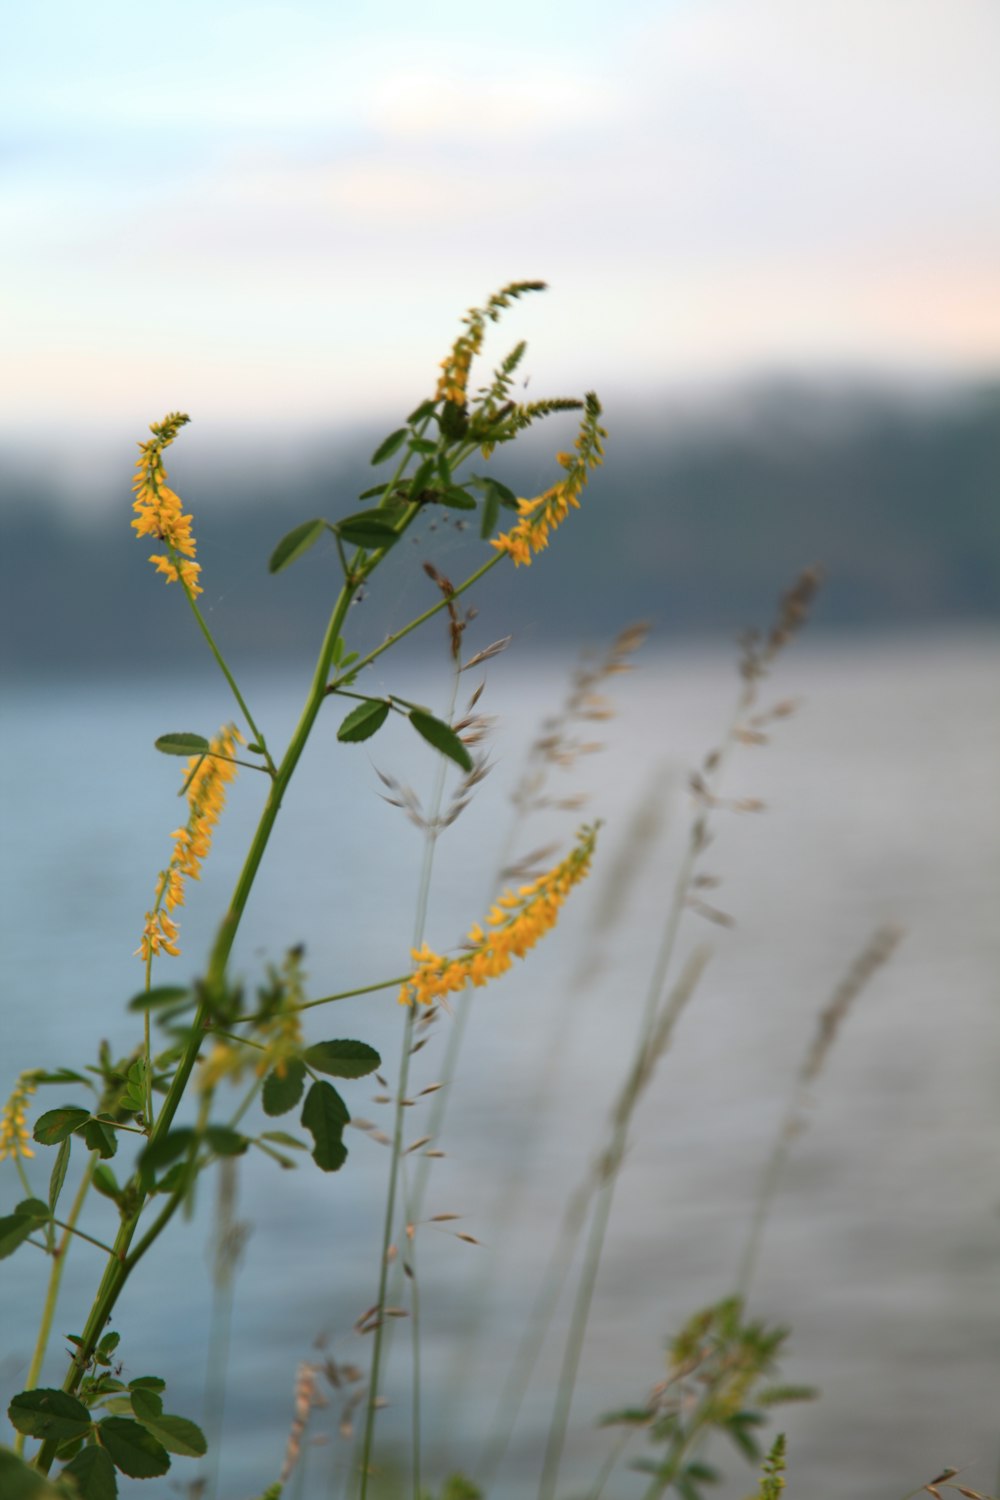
top-left (2, 381), bottom-right (998, 675)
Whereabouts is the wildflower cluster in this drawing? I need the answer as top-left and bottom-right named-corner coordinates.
top-left (491, 393), bottom-right (606, 566)
top-left (131, 411), bottom-right (202, 597)
top-left (435, 281), bottom-right (546, 406)
top-left (0, 1073), bottom-right (38, 1162)
top-left (399, 825), bottom-right (598, 1007)
top-left (137, 724), bottom-right (243, 962)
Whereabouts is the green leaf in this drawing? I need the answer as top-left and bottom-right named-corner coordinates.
top-left (96, 1418), bottom-right (169, 1479)
top-left (33, 1107), bottom-right (90, 1146)
top-left (17, 1198), bottom-right (51, 1221)
top-left (91, 1165), bottom-right (121, 1203)
top-left (153, 733), bottom-right (209, 757)
top-left (370, 428), bottom-right (408, 465)
top-left (31, 1069), bottom-right (91, 1087)
top-left (7, 1390), bottom-right (92, 1445)
top-left (303, 1040), bottom-right (380, 1080)
top-left (204, 1127), bottom-right (248, 1157)
top-left (259, 1131), bottom-right (309, 1149)
top-left (127, 986), bottom-right (190, 1013)
top-left (471, 474), bottom-right (518, 509)
top-left (96, 1331), bottom-right (120, 1358)
top-left (0, 1212), bottom-right (41, 1259)
top-left (480, 487), bottom-right (500, 539)
top-left (132, 1412), bottom-right (206, 1459)
top-left (128, 1388), bottom-right (162, 1422)
top-left (407, 398), bottom-right (436, 424)
top-left (408, 458), bottom-right (436, 496)
top-left (61, 1444), bottom-right (117, 1500)
top-left (81, 1120), bottom-right (117, 1161)
top-left (0, 1446), bottom-right (71, 1499)
top-left (408, 437), bottom-right (437, 455)
top-left (334, 513), bottom-right (401, 550)
top-left (356, 483), bottom-right (387, 501)
top-left (127, 1377), bottom-right (166, 1393)
top-left (138, 1128), bottom-right (194, 1176)
top-left (48, 1139), bottom-right (71, 1215)
top-left (301, 1081), bottom-right (349, 1172)
top-left (436, 488), bottom-right (476, 511)
top-left (336, 700), bottom-right (390, 744)
top-left (268, 518), bottom-right (327, 575)
top-left (261, 1059), bottom-right (306, 1117)
top-left (408, 710), bottom-right (473, 773)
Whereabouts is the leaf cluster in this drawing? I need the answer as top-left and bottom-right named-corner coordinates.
top-left (7, 1347), bottom-right (206, 1499)
top-left (602, 1299), bottom-right (814, 1500)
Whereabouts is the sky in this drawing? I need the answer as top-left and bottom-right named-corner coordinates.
top-left (2, 0), bottom-right (998, 448)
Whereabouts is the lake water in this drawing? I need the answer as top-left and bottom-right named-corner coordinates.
top-left (1, 632), bottom-right (998, 1499)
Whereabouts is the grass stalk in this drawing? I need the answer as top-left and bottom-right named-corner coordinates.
top-left (358, 662), bottom-right (460, 1500)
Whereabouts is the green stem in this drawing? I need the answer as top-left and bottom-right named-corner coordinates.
top-left (49, 1219), bottom-right (118, 1257)
top-left (358, 1004), bottom-right (416, 1498)
top-left (331, 555), bottom-right (502, 687)
top-left (35, 421), bottom-right (503, 1476)
top-left (182, 586), bottom-right (276, 775)
top-left (14, 1156), bottom-right (32, 1200)
top-left (35, 577), bottom-right (356, 1475)
top-left (235, 975), bottom-right (409, 1026)
top-left (14, 1156), bottom-right (97, 1454)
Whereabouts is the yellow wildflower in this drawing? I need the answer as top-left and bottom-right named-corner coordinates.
top-left (136, 724), bottom-right (243, 962)
top-left (491, 394), bottom-right (605, 567)
top-left (131, 411), bottom-right (202, 597)
top-left (0, 1074), bottom-right (38, 1162)
top-left (435, 281), bottom-right (546, 407)
top-left (399, 825), bottom-right (598, 1006)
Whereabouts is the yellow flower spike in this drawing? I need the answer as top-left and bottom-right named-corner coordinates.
top-left (131, 412), bottom-right (203, 597)
top-left (435, 281), bottom-right (547, 408)
top-left (136, 724), bottom-right (243, 962)
top-left (398, 825), bottom-right (598, 1007)
top-left (0, 1074), bottom-right (38, 1162)
top-left (491, 393), bottom-right (606, 568)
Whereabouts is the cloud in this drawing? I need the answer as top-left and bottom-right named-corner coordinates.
top-left (1, 0), bottom-right (997, 434)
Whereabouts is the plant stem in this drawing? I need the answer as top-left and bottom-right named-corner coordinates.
top-left (14, 1155), bottom-right (97, 1454)
top-left (235, 975), bottom-right (409, 1027)
top-left (331, 555), bottom-right (502, 687)
top-left (34, 576), bottom-right (356, 1474)
top-left (182, 585), bottom-right (275, 775)
top-left (15, 1155), bottom-right (33, 1199)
